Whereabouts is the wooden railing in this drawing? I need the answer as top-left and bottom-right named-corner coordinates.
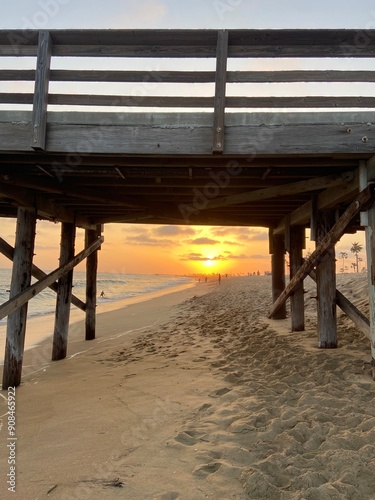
top-left (0, 29), bottom-right (375, 151)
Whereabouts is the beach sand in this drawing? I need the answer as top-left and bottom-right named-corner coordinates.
top-left (1, 274), bottom-right (375, 499)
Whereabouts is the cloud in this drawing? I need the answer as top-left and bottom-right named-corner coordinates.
top-left (223, 240), bottom-right (244, 246)
top-left (111, 0), bottom-right (168, 28)
top-left (125, 234), bottom-right (176, 246)
top-left (249, 254), bottom-right (270, 260)
top-left (210, 226), bottom-right (268, 242)
top-left (191, 237), bottom-right (220, 245)
top-left (224, 252), bottom-right (251, 260)
top-left (153, 225), bottom-right (196, 237)
top-left (180, 252), bottom-right (228, 262)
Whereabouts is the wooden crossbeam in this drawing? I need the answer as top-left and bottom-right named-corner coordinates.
top-left (0, 236), bottom-right (86, 312)
top-left (204, 172), bottom-right (354, 211)
top-left (0, 182), bottom-right (96, 229)
top-left (268, 186), bottom-right (373, 319)
top-left (0, 236), bottom-right (103, 320)
top-left (309, 270), bottom-right (370, 340)
top-left (274, 170), bottom-right (359, 234)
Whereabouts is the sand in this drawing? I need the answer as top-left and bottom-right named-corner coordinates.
top-left (1, 274), bottom-right (375, 499)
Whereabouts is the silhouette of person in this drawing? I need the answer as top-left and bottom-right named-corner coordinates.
top-left (100, 290), bottom-right (105, 297)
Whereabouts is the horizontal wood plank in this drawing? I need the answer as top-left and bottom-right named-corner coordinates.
top-left (0, 118), bottom-right (373, 156)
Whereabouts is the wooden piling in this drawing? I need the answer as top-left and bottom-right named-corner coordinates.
top-left (289, 226), bottom-right (305, 331)
top-left (270, 231), bottom-right (287, 320)
top-left (316, 210), bottom-right (337, 348)
top-left (52, 222), bottom-right (76, 361)
top-left (2, 207), bottom-right (36, 389)
top-left (365, 197), bottom-right (375, 379)
top-left (85, 225), bottom-right (101, 341)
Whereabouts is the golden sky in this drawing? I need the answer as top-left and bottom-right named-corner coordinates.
top-left (0, 217), bottom-right (367, 276)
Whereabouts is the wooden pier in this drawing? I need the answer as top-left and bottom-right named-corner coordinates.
top-left (0, 28), bottom-right (375, 387)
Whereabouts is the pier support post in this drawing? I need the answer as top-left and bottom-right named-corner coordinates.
top-left (270, 230), bottom-right (287, 319)
top-left (365, 197), bottom-right (375, 379)
top-left (316, 210), bottom-right (337, 348)
top-left (289, 226), bottom-right (305, 331)
top-left (52, 222), bottom-right (76, 361)
top-left (2, 207), bottom-right (36, 389)
top-left (85, 225), bottom-right (101, 341)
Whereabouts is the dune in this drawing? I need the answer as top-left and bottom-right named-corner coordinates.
top-left (0, 274), bottom-right (375, 499)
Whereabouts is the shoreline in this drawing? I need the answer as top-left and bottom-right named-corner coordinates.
top-left (0, 279), bottom-right (199, 366)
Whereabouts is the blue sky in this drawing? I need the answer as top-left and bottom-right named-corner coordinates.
top-left (2, 0), bottom-right (375, 30)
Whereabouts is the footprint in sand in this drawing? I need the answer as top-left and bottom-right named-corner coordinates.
top-left (153, 492), bottom-right (180, 500)
top-left (173, 430), bottom-right (210, 446)
top-left (208, 387), bottom-right (232, 398)
top-left (192, 462), bottom-right (222, 477)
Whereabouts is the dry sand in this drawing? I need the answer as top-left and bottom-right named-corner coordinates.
top-left (1, 274), bottom-right (375, 499)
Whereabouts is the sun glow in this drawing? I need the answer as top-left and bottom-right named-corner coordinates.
top-left (204, 258), bottom-right (215, 268)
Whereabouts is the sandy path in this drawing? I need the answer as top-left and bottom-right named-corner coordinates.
top-left (1, 275), bottom-right (375, 499)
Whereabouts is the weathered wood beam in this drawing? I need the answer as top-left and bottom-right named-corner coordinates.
top-left (52, 223), bottom-right (76, 361)
top-left (85, 226), bottom-right (101, 341)
top-left (5, 94), bottom-right (375, 109)
top-left (268, 186), bottom-right (373, 319)
top-left (316, 210), bottom-right (337, 348)
top-left (0, 182), bottom-right (96, 229)
top-left (2, 207), bottom-right (36, 389)
top-left (5, 177), bottom-right (149, 211)
top-left (289, 226), bottom-right (305, 331)
top-left (309, 270), bottom-right (370, 340)
top-left (212, 30), bottom-right (228, 153)
top-left (0, 119), bottom-right (373, 156)
top-left (274, 170), bottom-right (359, 234)
top-left (0, 236), bottom-right (86, 311)
top-left (4, 69), bottom-right (375, 83)
top-left (204, 172), bottom-right (354, 211)
top-left (31, 31), bottom-right (52, 150)
top-left (0, 236), bottom-right (104, 321)
top-left (365, 160), bottom-right (375, 380)
top-left (270, 230), bottom-right (286, 320)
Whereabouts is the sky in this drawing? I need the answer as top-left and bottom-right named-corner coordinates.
top-left (0, 0), bottom-right (371, 275)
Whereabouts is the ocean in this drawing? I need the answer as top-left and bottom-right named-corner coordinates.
top-left (0, 269), bottom-right (194, 324)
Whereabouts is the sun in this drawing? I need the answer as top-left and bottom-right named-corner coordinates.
top-left (204, 258), bottom-right (215, 268)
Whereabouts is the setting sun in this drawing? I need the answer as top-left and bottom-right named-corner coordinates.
top-left (204, 258), bottom-right (215, 268)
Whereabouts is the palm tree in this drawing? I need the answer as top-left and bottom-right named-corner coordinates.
top-left (339, 251), bottom-right (348, 272)
top-left (350, 242), bottom-right (363, 273)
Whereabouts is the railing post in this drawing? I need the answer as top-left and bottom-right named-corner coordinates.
top-left (212, 30), bottom-right (228, 153)
top-left (31, 30), bottom-right (52, 150)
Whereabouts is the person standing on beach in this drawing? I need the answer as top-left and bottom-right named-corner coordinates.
top-left (100, 290), bottom-right (105, 297)
top-left (218, 273), bottom-right (221, 285)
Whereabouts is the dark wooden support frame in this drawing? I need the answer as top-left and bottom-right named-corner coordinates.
top-left (85, 225), bottom-right (102, 341)
top-left (31, 30), bottom-right (52, 150)
top-left (289, 226), bottom-right (305, 331)
top-left (52, 222), bottom-right (76, 361)
top-left (270, 229), bottom-right (287, 320)
top-left (1, 234), bottom-right (103, 388)
top-left (2, 207), bottom-right (36, 389)
top-left (268, 186), bottom-right (373, 319)
top-left (0, 236), bottom-right (104, 321)
top-left (0, 236), bottom-right (86, 311)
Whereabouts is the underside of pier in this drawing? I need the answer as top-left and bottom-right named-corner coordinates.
top-left (1, 28), bottom-right (375, 387)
